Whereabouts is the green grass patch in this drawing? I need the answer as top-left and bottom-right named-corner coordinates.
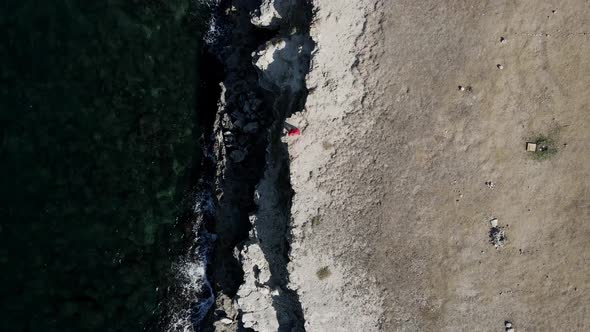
top-left (530, 132), bottom-right (558, 161)
top-left (316, 266), bottom-right (331, 280)
top-left (311, 215), bottom-right (321, 227)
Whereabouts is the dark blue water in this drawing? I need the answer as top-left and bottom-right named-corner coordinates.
top-left (0, 1), bottom-right (211, 330)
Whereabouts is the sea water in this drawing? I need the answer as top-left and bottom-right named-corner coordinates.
top-left (0, 1), bottom-right (213, 330)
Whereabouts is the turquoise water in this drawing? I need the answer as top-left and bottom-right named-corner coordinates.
top-left (0, 1), bottom-right (209, 330)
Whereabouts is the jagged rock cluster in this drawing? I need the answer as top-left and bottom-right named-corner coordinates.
top-left (202, 0), bottom-right (312, 331)
top-left (218, 83), bottom-right (264, 164)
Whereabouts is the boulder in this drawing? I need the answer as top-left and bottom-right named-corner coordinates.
top-left (250, 0), bottom-right (295, 29)
top-left (252, 34), bottom-right (313, 93)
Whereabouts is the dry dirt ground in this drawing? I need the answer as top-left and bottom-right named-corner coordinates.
top-left (286, 1), bottom-right (590, 331)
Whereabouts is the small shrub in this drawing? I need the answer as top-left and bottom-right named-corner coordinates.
top-left (316, 266), bottom-right (331, 280)
top-left (530, 133), bottom-right (558, 161)
top-left (311, 215), bottom-right (321, 227)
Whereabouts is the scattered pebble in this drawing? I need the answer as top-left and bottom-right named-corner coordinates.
top-left (497, 64), bottom-right (504, 70)
top-left (485, 181), bottom-right (495, 189)
top-left (500, 36), bottom-right (507, 44)
top-left (458, 85), bottom-right (465, 91)
top-left (505, 321), bottom-right (514, 332)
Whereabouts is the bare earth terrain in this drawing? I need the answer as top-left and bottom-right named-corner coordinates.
top-left (287, 1), bottom-right (590, 331)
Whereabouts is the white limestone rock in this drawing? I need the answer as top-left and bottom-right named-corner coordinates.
top-left (250, 0), bottom-right (295, 29)
top-left (235, 240), bottom-right (279, 331)
top-left (252, 34), bottom-right (313, 93)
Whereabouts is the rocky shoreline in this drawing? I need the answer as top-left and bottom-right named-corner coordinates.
top-left (186, 0), bottom-right (314, 330)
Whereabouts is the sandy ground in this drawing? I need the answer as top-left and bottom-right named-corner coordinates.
top-left (287, 1), bottom-right (590, 331)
